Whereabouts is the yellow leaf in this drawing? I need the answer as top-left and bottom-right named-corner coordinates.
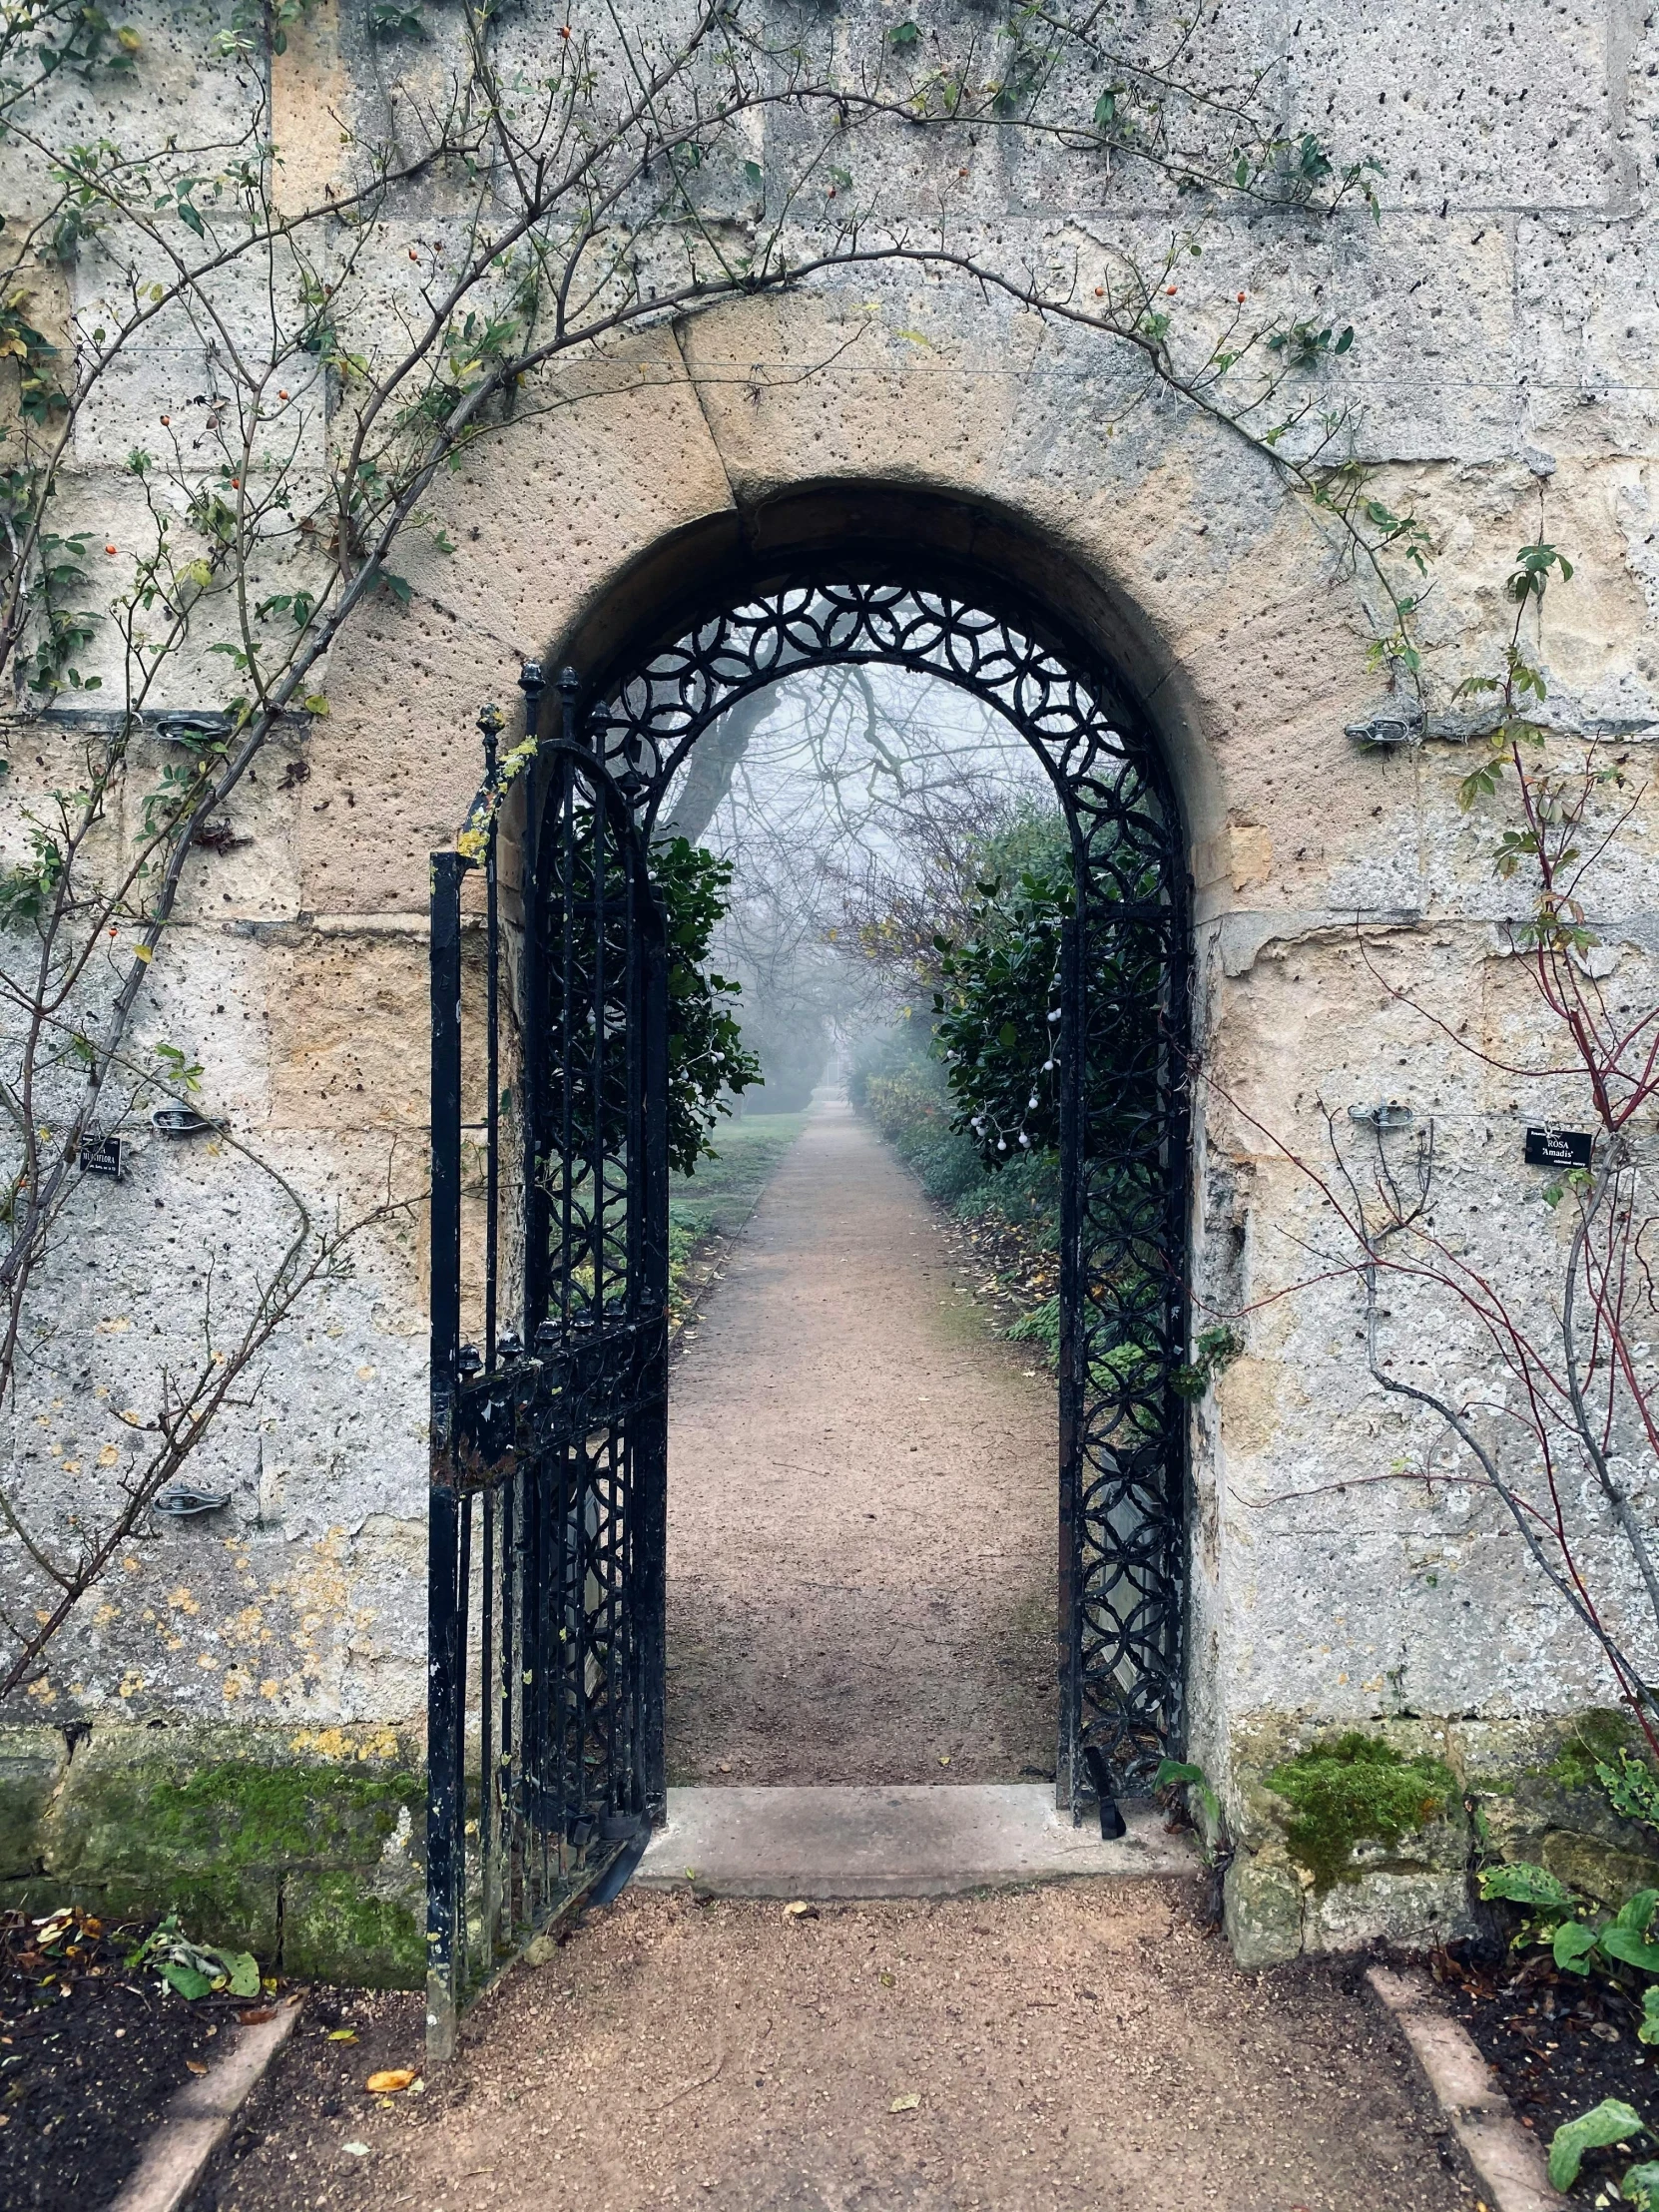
top-left (890, 2091), bottom-right (920, 2112)
top-left (302, 693), bottom-right (328, 715)
top-left (133, 944), bottom-right (153, 963)
top-left (365, 2067), bottom-right (416, 2094)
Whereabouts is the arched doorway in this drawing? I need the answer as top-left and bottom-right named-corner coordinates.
top-left (425, 556), bottom-right (1191, 2047)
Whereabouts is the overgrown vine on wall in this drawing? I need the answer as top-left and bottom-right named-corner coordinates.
top-left (0, 0), bottom-right (1484, 1691)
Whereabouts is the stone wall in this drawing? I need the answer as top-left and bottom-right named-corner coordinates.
top-left (2, 0), bottom-right (1657, 1979)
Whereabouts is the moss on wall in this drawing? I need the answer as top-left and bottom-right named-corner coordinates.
top-left (1266, 1733), bottom-right (1457, 1893)
top-left (0, 1720), bottom-right (425, 1986)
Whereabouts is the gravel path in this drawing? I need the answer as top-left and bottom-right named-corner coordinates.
top-left (189, 1100), bottom-right (1481, 2212)
top-left (195, 1886), bottom-right (1478, 2211)
top-left (665, 1094), bottom-right (1058, 1788)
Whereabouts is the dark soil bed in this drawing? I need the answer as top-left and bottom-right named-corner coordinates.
top-left (1430, 1937), bottom-right (1658, 2200)
top-left (1, 1906), bottom-right (248, 2210)
top-left (184, 1983), bottom-right (424, 2212)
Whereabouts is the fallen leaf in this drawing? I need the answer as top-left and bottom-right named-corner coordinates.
top-left (365, 2067), bottom-right (417, 2094)
top-left (341, 2141), bottom-right (370, 2157)
top-left (783, 1901), bottom-right (818, 1921)
top-left (239, 2007), bottom-right (276, 2026)
top-left (890, 2091), bottom-right (921, 2113)
top-left (326, 2027), bottom-right (358, 2041)
top-left (186, 2059), bottom-right (209, 2076)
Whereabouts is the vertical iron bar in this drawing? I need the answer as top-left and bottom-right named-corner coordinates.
top-left (455, 1487), bottom-right (472, 1998)
top-left (519, 662), bottom-right (547, 1346)
top-left (480, 1485), bottom-right (496, 1958)
top-left (1055, 898), bottom-right (1087, 1820)
top-left (426, 848), bottom-right (467, 2063)
top-left (481, 708), bottom-right (501, 1373)
top-left (636, 866), bottom-right (671, 1823)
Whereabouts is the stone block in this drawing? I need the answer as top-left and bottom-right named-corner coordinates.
top-left (281, 1868), bottom-right (425, 1988)
top-left (0, 1728), bottom-right (65, 1878)
top-left (1542, 1832), bottom-right (1659, 1910)
top-left (1223, 1851), bottom-right (1304, 1968)
top-left (0, 1868), bottom-right (280, 1959)
top-left (43, 1722), bottom-right (424, 1883)
top-left (1308, 1869), bottom-right (1475, 1955)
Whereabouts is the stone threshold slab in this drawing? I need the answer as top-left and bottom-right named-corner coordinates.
top-left (636, 1784), bottom-right (1198, 1898)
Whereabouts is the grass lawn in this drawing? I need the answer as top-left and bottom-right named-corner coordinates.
top-left (668, 1110), bottom-right (809, 1318)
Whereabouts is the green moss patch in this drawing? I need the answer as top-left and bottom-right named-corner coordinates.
top-left (1550, 1711), bottom-right (1643, 1793)
top-left (51, 1739), bottom-right (423, 1880)
top-left (282, 1871), bottom-right (424, 1989)
top-left (1268, 1734), bottom-right (1457, 1892)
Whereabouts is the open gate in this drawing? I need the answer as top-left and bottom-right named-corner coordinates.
top-left (428, 574), bottom-right (1190, 2056)
top-left (426, 665), bottom-right (669, 2057)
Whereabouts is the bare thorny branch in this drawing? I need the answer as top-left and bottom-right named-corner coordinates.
top-left (0, 0), bottom-right (1467, 1682)
top-left (1190, 537), bottom-right (1659, 1752)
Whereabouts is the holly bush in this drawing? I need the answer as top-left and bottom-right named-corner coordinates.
top-left (932, 818), bottom-right (1071, 1169)
top-left (650, 835), bottom-right (762, 1175)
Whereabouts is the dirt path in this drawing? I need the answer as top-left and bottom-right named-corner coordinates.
top-left (665, 1094), bottom-right (1057, 1788)
top-left (196, 1885), bottom-right (1477, 2212)
top-left (191, 1103), bottom-right (1481, 2212)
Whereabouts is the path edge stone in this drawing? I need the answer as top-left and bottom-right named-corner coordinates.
top-left (106, 1993), bottom-right (302, 2212)
top-left (1367, 1964), bottom-right (1569, 2212)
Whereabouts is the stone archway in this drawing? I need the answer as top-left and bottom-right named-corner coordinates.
top-left (425, 522), bottom-right (1205, 2032)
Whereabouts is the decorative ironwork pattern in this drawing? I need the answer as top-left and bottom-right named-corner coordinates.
top-left (428, 572), bottom-right (1190, 2056)
top-left (427, 674), bottom-right (666, 2061)
top-left (590, 576), bottom-right (1191, 1810)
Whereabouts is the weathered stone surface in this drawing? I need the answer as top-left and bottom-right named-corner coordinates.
top-left (281, 1868), bottom-right (424, 1989)
top-left (1542, 1832), bottom-right (1659, 1910)
top-left (0, 1729), bottom-right (64, 1879)
top-left (42, 1722), bottom-right (424, 1883)
top-left (1223, 1852), bottom-right (1304, 1969)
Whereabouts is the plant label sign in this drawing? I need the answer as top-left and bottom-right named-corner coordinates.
top-left (1524, 1126), bottom-right (1592, 1171)
top-left (78, 1132), bottom-right (124, 1182)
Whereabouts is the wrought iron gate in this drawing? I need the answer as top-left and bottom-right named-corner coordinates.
top-left (426, 665), bottom-right (668, 2057)
top-left (428, 573), bottom-right (1189, 2051)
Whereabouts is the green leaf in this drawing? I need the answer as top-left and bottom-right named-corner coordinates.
top-left (889, 19), bottom-right (920, 48)
top-left (159, 1959), bottom-right (213, 2000)
top-left (1553, 1921), bottom-right (1600, 1973)
top-left (1477, 1861), bottom-right (1575, 1912)
top-left (221, 1949), bottom-right (261, 1998)
top-left (743, 159), bottom-right (763, 194)
top-left (1617, 1889), bottom-right (1659, 1934)
top-left (1548, 2100), bottom-right (1647, 2191)
top-left (1639, 1988), bottom-right (1659, 2047)
top-left (1623, 2162), bottom-right (1659, 2212)
top-left (1600, 1925), bottom-right (1659, 1974)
